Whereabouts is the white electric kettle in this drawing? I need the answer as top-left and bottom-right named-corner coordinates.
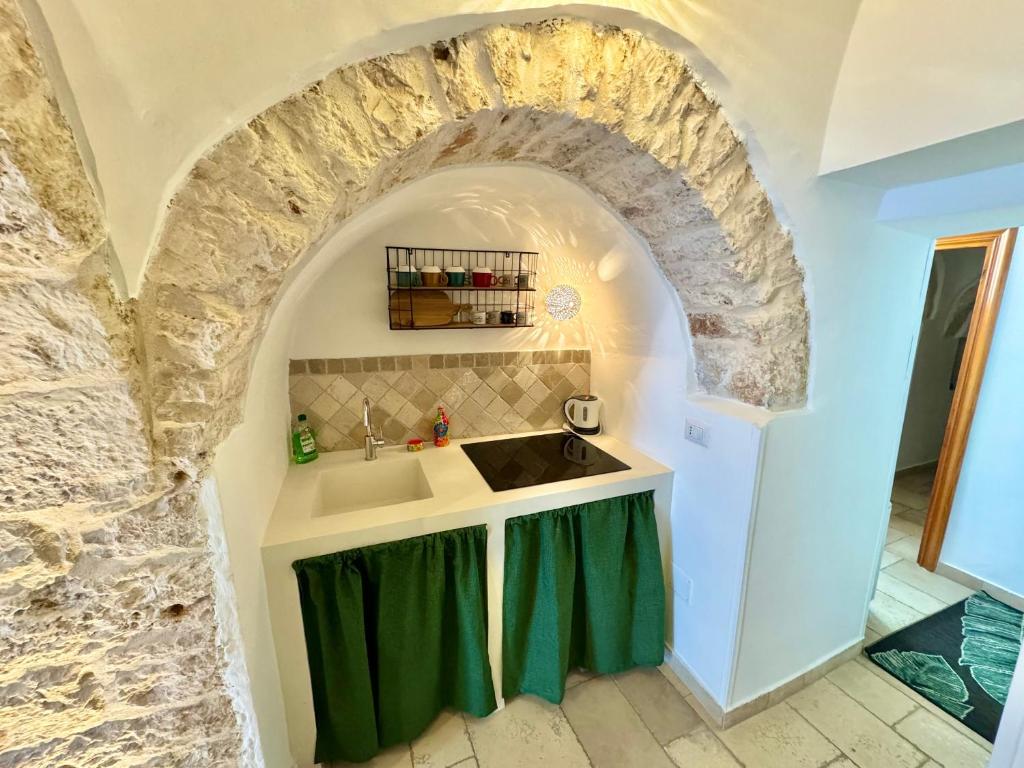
top-left (563, 394), bottom-right (602, 436)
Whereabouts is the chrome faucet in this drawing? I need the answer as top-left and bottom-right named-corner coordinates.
top-left (362, 397), bottom-right (386, 460)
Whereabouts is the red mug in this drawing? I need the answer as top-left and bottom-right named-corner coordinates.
top-left (471, 269), bottom-right (497, 288)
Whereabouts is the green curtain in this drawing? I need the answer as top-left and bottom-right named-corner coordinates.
top-left (503, 490), bottom-right (665, 703)
top-left (293, 526), bottom-right (497, 764)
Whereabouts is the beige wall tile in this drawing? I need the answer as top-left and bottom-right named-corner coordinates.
top-left (289, 350), bottom-right (590, 452)
top-left (788, 678), bottom-right (923, 767)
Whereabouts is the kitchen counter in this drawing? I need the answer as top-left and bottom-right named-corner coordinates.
top-left (263, 429), bottom-right (671, 551)
top-left (262, 429), bottom-right (674, 767)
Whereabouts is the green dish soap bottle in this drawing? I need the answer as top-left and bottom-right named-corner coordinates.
top-left (291, 413), bottom-right (319, 464)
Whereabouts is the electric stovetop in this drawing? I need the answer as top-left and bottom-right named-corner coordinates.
top-left (460, 431), bottom-right (631, 492)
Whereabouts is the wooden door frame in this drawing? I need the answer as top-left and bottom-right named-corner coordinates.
top-left (918, 227), bottom-right (1018, 570)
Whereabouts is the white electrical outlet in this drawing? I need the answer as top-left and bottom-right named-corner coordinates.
top-left (684, 418), bottom-right (709, 447)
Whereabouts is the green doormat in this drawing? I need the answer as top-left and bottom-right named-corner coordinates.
top-left (866, 591), bottom-right (1022, 743)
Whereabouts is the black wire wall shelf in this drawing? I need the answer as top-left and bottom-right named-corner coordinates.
top-left (386, 246), bottom-right (538, 330)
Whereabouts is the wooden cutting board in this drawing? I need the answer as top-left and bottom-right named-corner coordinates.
top-left (389, 290), bottom-right (467, 328)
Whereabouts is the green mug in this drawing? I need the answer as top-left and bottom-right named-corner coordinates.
top-left (396, 266), bottom-right (420, 287)
top-left (446, 266), bottom-right (467, 286)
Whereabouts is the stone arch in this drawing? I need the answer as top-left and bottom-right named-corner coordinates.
top-left (139, 18), bottom-right (808, 474)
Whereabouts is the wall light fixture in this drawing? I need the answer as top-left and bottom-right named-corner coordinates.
top-left (545, 284), bottom-right (582, 321)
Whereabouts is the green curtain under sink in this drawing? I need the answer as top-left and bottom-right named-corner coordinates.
top-left (502, 489), bottom-right (665, 703)
top-left (293, 526), bottom-right (496, 764)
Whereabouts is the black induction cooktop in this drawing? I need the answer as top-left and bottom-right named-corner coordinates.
top-left (461, 432), bottom-right (631, 492)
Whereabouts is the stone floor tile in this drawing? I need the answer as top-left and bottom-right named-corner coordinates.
top-left (891, 485), bottom-right (929, 510)
top-left (896, 507), bottom-right (927, 526)
top-left (717, 702), bottom-right (839, 768)
top-left (658, 663), bottom-right (693, 699)
top-left (884, 559), bottom-right (975, 605)
top-left (867, 591), bottom-right (926, 636)
top-left (826, 660), bottom-right (916, 725)
top-left (411, 710), bottom-right (473, 768)
top-left (614, 666), bottom-right (702, 745)
top-left (788, 678), bottom-right (923, 768)
top-left (886, 527), bottom-right (907, 545)
top-left (466, 696), bottom-right (589, 768)
top-left (888, 516), bottom-right (924, 538)
top-left (685, 694), bottom-right (725, 734)
top-left (864, 627), bottom-right (882, 645)
top-left (885, 535), bottom-right (922, 563)
top-left (665, 725), bottom-right (741, 767)
top-left (450, 759), bottom-right (478, 768)
top-left (561, 676), bottom-right (674, 768)
top-left (879, 550), bottom-right (901, 569)
top-left (329, 743), bottom-right (413, 767)
top-left (894, 709), bottom-right (991, 768)
top-left (566, 668), bottom-right (598, 689)
top-left (875, 572), bottom-right (948, 614)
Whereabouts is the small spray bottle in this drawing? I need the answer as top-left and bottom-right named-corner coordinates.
top-left (432, 406), bottom-right (450, 447)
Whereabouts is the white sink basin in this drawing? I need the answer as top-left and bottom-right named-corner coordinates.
top-left (314, 455), bottom-right (433, 517)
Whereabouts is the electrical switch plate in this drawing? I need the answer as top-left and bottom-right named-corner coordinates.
top-left (673, 564), bottom-right (693, 605)
top-left (684, 418), bottom-right (709, 447)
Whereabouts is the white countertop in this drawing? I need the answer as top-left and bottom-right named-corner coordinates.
top-left (263, 429), bottom-right (672, 552)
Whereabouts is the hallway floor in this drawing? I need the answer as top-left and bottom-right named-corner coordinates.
top-left (867, 465), bottom-right (976, 644)
top-left (331, 465), bottom-right (994, 768)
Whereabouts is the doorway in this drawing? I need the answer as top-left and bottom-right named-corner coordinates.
top-left (863, 228), bottom-right (1020, 749)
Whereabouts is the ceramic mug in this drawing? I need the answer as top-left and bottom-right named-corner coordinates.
top-left (500, 310), bottom-right (515, 324)
top-left (420, 265), bottom-right (448, 287)
top-left (516, 273), bottom-right (532, 289)
top-left (471, 310), bottom-right (487, 325)
top-left (445, 266), bottom-right (467, 286)
top-left (395, 265), bottom-right (419, 287)
top-left (497, 274), bottom-right (512, 287)
top-left (472, 267), bottom-right (497, 288)
top-left (486, 310), bottom-right (502, 325)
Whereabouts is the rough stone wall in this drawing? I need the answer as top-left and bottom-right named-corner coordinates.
top-left (141, 18), bottom-right (809, 480)
top-left (0, 2), bottom-right (246, 765)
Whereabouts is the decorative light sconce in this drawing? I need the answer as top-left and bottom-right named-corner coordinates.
top-left (545, 284), bottom-right (582, 321)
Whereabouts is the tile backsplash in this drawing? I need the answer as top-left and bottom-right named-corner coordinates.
top-left (289, 349), bottom-right (591, 452)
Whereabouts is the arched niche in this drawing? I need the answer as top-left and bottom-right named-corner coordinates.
top-left (137, 18), bottom-right (809, 474)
